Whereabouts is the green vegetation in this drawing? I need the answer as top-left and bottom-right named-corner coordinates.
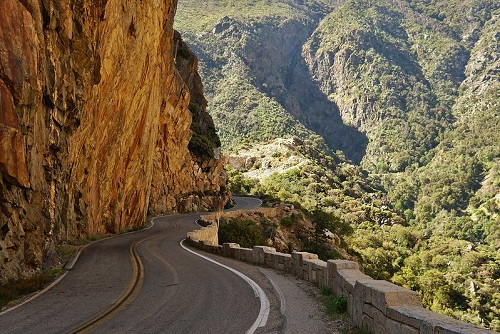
top-left (307, 0), bottom-right (452, 173)
top-left (225, 138), bottom-right (403, 229)
top-left (318, 287), bottom-right (372, 334)
top-left (175, 0), bottom-right (312, 35)
top-left (218, 218), bottom-right (268, 248)
top-left (176, 0), bottom-right (499, 329)
top-left (301, 210), bottom-right (347, 260)
top-left (0, 269), bottom-right (64, 310)
top-left (392, 237), bottom-right (499, 326)
top-left (210, 65), bottom-right (315, 149)
top-left (320, 286), bottom-right (348, 315)
top-left (188, 103), bottom-right (221, 159)
top-left (326, 295), bottom-right (348, 314)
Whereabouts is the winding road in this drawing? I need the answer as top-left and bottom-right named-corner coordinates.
top-left (0, 197), bottom-right (332, 333)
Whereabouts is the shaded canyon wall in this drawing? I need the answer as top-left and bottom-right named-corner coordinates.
top-left (0, 0), bottom-right (229, 282)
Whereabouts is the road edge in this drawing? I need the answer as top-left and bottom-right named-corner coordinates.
top-left (180, 238), bottom-right (270, 334)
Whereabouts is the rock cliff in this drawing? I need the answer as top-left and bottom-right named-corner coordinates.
top-left (0, 0), bottom-right (229, 282)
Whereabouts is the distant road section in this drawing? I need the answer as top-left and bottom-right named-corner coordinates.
top-left (0, 197), bottom-right (263, 333)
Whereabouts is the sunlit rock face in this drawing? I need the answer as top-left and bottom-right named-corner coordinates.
top-left (0, 0), bottom-right (228, 282)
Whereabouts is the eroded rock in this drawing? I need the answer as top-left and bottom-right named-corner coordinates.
top-left (0, 0), bottom-right (228, 282)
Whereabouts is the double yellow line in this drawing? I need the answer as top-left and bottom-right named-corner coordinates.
top-left (69, 219), bottom-right (179, 333)
top-left (69, 240), bottom-right (144, 333)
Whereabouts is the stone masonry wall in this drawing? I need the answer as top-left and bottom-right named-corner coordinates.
top-left (186, 220), bottom-right (495, 334)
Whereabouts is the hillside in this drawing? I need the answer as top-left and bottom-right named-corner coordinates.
top-left (175, 0), bottom-right (368, 162)
top-left (175, 0), bottom-right (499, 329)
top-left (226, 137), bottom-right (402, 228)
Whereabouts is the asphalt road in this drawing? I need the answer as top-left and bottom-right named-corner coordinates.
top-left (0, 197), bottom-right (265, 333)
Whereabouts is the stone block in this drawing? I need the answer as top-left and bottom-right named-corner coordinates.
top-left (302, 260), bottom-right (314, 281)
top-left (292, 251), bottom-right (319, 262)
top-left (204, 244), bottom-right (214, 253)
top-left (430, 315), bottom-right (494, 334)
top-left (320, 266), bottom-right (328, 287)
top-left (386, 318), bottom-right (419, 334)
top-left (292, 252), bottom-right (318, 277)
top-left (277, 253), bottom-right (291, 270)
top-left (306, 259), bottom-right (327, 284)
top-left (356, 280), bottom-right (421, 314)
top-left (264, 251), bottom-right (275, 266)
top-left (328, 260), bottom-right (362, 293)
top-left (269, 253), bottom-right (279, 269)
top-left (387, 306), bottom-right (494, 334)
top-left (373, 306), bottom-right (387, 334)
top-left (363, 303), bottom-right (378, 319)
top-left (240, 248), bottom-right (253, 262)
top-left (339, 270), bottom-right (371, 294)
top-left (223, 243), bottom-right (240, 257)
top-left (387, 306), bottom-right (426, 328)
top-left (284, 257), bottom-right (292, 272)
top-left (252, 246), bottom-right (276, 264)
top-left (361, 314), bottom-right (374, 331)
top-left (276, 261), bottom-right (285, 271)
top-left (215, 245), bottom-right (223, 254)
top-left (328, 259), bottom-right (360, 271)
top-left (350, 293), bottom-right (361, 327)
top-left (233, 248), bottom-right (242, 261)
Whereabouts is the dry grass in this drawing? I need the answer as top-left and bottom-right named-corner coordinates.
top-left (0, 269), bottom-right (64, 310)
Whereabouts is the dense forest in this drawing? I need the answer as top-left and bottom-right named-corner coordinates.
top-left (175, 0), bottom-right (499, 330)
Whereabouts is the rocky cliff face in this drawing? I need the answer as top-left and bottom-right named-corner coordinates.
top-left (149, 31), bottom-right (229, 214)
top-left (0, 0), bottom-right (228, 282)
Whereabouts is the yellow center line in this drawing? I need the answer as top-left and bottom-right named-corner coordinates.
top-left (68, 238), bottom-right (147, 333)
top-left (69, 222), bottom-right (178, 333)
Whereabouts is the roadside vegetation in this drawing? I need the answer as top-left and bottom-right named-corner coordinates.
top-left (222, 137), bottom-right (499, 330)
top-left (176, 0), bottom-right (499, 329)
top-left (316, 285), bottom-right (372, 334)
top-left (0, 269), bottom-right (64, 310)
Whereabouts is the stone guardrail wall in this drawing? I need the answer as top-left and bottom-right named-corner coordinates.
top-left (186, 220), bottom-right (495, 334)
top-left (186, 220), bottom-right (219, 245)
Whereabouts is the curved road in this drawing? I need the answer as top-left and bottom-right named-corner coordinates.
top-left (0, 197), bottom-right (265, 333)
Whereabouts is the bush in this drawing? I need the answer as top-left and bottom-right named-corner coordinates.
top-left (280, 216), bottom-right (293, 227)
top-left (320, 286), bottom-right (332, 296)
top-left (326, 295), bottom-right (348, 314)
top-left (218, 219), bottom-right (267, 248)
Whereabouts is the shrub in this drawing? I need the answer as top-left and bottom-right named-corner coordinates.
top-left (280, 216), bottom-right (293, 227)
top-left (326, 295), bottom-right (348, 314)
top-left (320, 286), bottom-right (332, 296)
top-left (218, 219), bottom-right (267, 248)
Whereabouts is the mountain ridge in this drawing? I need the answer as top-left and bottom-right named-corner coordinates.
top-left (175, 0), bottom-right (499, 329)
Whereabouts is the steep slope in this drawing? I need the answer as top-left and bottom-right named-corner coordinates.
top-left (176, 0), bottom-right (499, 241)
top-left (304, 0), bottom-right (447, 172)
top-left (175, 0), bottom-right (368, 162)
top-left (226, 137), bottom-right (403, 228)
top-left (412, 11), bottom-right (500, 243)
top-left (304, 0), bottom-right (498, 173)
top-left (0, 0), bottom-right (228, 282)
top-left (149, 31), bottom-right (229, 214)
top-left (175, 0), bottom-right (499, 329)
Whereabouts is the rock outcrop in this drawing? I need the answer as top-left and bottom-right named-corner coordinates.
top-left (0, 0), bottom-right (229, 282)
top-left (149, 30), bottom-right (229, 214)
